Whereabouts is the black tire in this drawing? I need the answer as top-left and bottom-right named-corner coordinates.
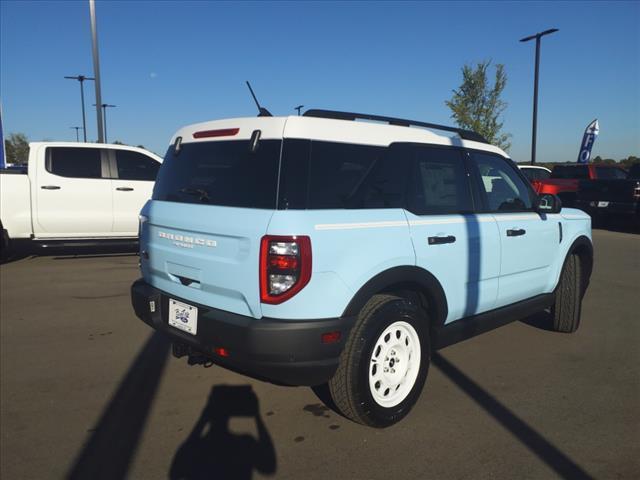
top-left (552, 253), bottom-right (582, 333)
top-left (1, 227), bottom-right (10, 261)
top-left (328, 294), bottom-right (430, 427)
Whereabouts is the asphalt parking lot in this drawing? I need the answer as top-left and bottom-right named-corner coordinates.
top-left (1, 228), bottom-right (639, 480)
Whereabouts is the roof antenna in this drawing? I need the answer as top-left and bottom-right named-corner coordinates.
top-left (246, 81), bottom-right (272, 117)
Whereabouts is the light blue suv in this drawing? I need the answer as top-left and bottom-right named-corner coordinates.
top-left (131, 110), bottom-right (593, 427)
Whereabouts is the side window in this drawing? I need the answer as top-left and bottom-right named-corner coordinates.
top-left (520, 168), bottom-right (535, 182)
top-left (407, 147), bottom-right (473, 215)
top-left (538, 169), bottom-right (551, 180)
top-left (46, 147), bottom-right (102, 179)
top-left (116, 151), bottom-right (160, 181)
top-left (307, 141), bottom-right (384, 209)
top-left (278, 139), bottom-right (311, 210)
top-left (472, 153), bottom-right (533, 212)
top-left (522, 168), bottom-right (550, 181)
top-left (358, 144), bottom-right (410, 209)
top-left (279, 140), bottom-right (399, 210)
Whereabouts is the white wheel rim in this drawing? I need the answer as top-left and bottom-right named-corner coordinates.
top-left (368, 321), bottom-right (421, 408)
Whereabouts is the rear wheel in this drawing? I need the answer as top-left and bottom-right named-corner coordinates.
top-left (328, 294), bottom-right (430, 427)
top-left (552, 253), bottom-right (582, 333)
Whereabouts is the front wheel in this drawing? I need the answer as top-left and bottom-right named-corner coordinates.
top-left (551, 253), bottom-right (583, 333)
top-left (328, 294), bottom-right (430, 427)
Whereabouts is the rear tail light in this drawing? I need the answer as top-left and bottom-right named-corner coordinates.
top-left (633, 182), bottom-right (640, 199)
top-left (260, 235), bottom-right (311, 304)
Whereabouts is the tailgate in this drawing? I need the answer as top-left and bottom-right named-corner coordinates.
top-left (577, 180), bottom-right (640, 202)
top-left (144, 201), bottom-right (273, 319)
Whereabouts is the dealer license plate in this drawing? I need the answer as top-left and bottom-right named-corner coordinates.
top-left (168, 299), bottom-right (198, 335)
top-left (597, 201), bottom-right (609, 207)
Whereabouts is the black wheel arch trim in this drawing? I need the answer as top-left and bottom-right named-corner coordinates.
top-left (341, 265), bottom-right (448, 329)
top-left (565, 235), bottom-right (594, 294)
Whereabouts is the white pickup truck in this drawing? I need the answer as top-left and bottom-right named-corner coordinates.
top-left (1, 142), bottom-right (162, 252)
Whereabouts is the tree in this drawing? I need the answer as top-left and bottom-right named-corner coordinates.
top-left (445, 60), bottom-right (511, 151)
top-left (4, 133), bottom-right (30, 165)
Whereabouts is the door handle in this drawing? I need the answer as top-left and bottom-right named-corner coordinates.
top-left (116, 187), bottom-right (134, 191)
top-left (506, 229), bottom-right (526, 237)
top-left (428, 235), bottom-right (456, 245)
top-left (41, 185), bottom-right (61, 190)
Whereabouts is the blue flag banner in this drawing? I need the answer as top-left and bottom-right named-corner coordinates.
top-left (577, 119), bottom-right (599, 164)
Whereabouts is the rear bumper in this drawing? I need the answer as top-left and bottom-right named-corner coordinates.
top-left (131, 279), bottom-right (355, 386)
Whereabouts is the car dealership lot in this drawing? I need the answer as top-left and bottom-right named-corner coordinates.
top-left (1, 229), bottom-right (638, 480)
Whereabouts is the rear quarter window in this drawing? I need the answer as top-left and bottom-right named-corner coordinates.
top-left (278, 140), bottom-right (409, 210)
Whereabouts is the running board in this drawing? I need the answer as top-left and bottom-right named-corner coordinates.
top-left (434, 293), bottom-right (555, 350)
top-left (34, 238), bottom-right (138, 249)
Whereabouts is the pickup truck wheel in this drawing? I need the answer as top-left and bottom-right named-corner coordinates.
top-left (1, 227), bottom-right (10, 260)
top-left (552, 253), bottom-right (582, 333)
top-left (328, 294), bottom-right (430, 427)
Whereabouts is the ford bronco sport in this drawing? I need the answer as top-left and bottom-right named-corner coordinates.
top-left (131, 110), bottom-right (593, 427)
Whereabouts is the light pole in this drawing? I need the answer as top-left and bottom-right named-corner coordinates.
top-left (294, 105), bottom-right (304, 116)
top-left (89, 0), bottom-right (105, 143)
top-left (70, 126), bottom-right (83, 142)
top-left (94, 104), bottom-right (116, 143)
top-left (64, 75), bottom-right (94, 142)
top-left (520, 28), bottom-right (558, 165)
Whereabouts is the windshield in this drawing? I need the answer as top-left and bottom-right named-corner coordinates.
top-left (152, 140), bottom-right (281, 209)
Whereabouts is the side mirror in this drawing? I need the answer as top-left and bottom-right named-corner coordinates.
top-left (536, 193), bottom-right (562, 214)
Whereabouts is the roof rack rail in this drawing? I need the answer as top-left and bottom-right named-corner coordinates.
top-left (303, 109), bottom-right (489, 144)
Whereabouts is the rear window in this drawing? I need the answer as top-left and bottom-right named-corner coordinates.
top-left (551, 165), bottom-right (589, 179)
top-left (628, 164), bottom-right (640, 179)
top-left (595, 167), bottom-right (627, 179)
top-left (152, 140), bottom-right (281, 209)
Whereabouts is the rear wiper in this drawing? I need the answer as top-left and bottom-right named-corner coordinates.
top-left (179, 187), bottom-right (211, 203)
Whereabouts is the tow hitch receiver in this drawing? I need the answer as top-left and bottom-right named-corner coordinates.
top-left (172, 342), bottom-right (214, 368)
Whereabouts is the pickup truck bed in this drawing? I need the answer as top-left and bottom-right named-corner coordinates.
top-left (574, 164), bottom-right (640, 226)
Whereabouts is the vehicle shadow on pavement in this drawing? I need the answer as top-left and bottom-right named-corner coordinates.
top-left (1, 245), bottom-right (138, 264)
top-left (52, 252), bottom-right (138, 261)
top-left (169, 385), bottom-right (277, 480)
top-left (67, 331), bottom-right (172, 480)
top-left (593, 222), bottom-right (640, 234)
top-left (519, 310), bottom-right (556, 331)
top-left (432, 352), bottom-right (594, 480)
top-left (0, 250), bottom-right (36, 265)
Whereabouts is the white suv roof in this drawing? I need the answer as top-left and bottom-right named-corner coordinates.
top-left (170, 114), bottom-right (508, 158)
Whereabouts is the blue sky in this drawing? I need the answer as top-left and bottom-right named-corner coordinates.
top-left (1, 1), bottom-right (639, 161)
